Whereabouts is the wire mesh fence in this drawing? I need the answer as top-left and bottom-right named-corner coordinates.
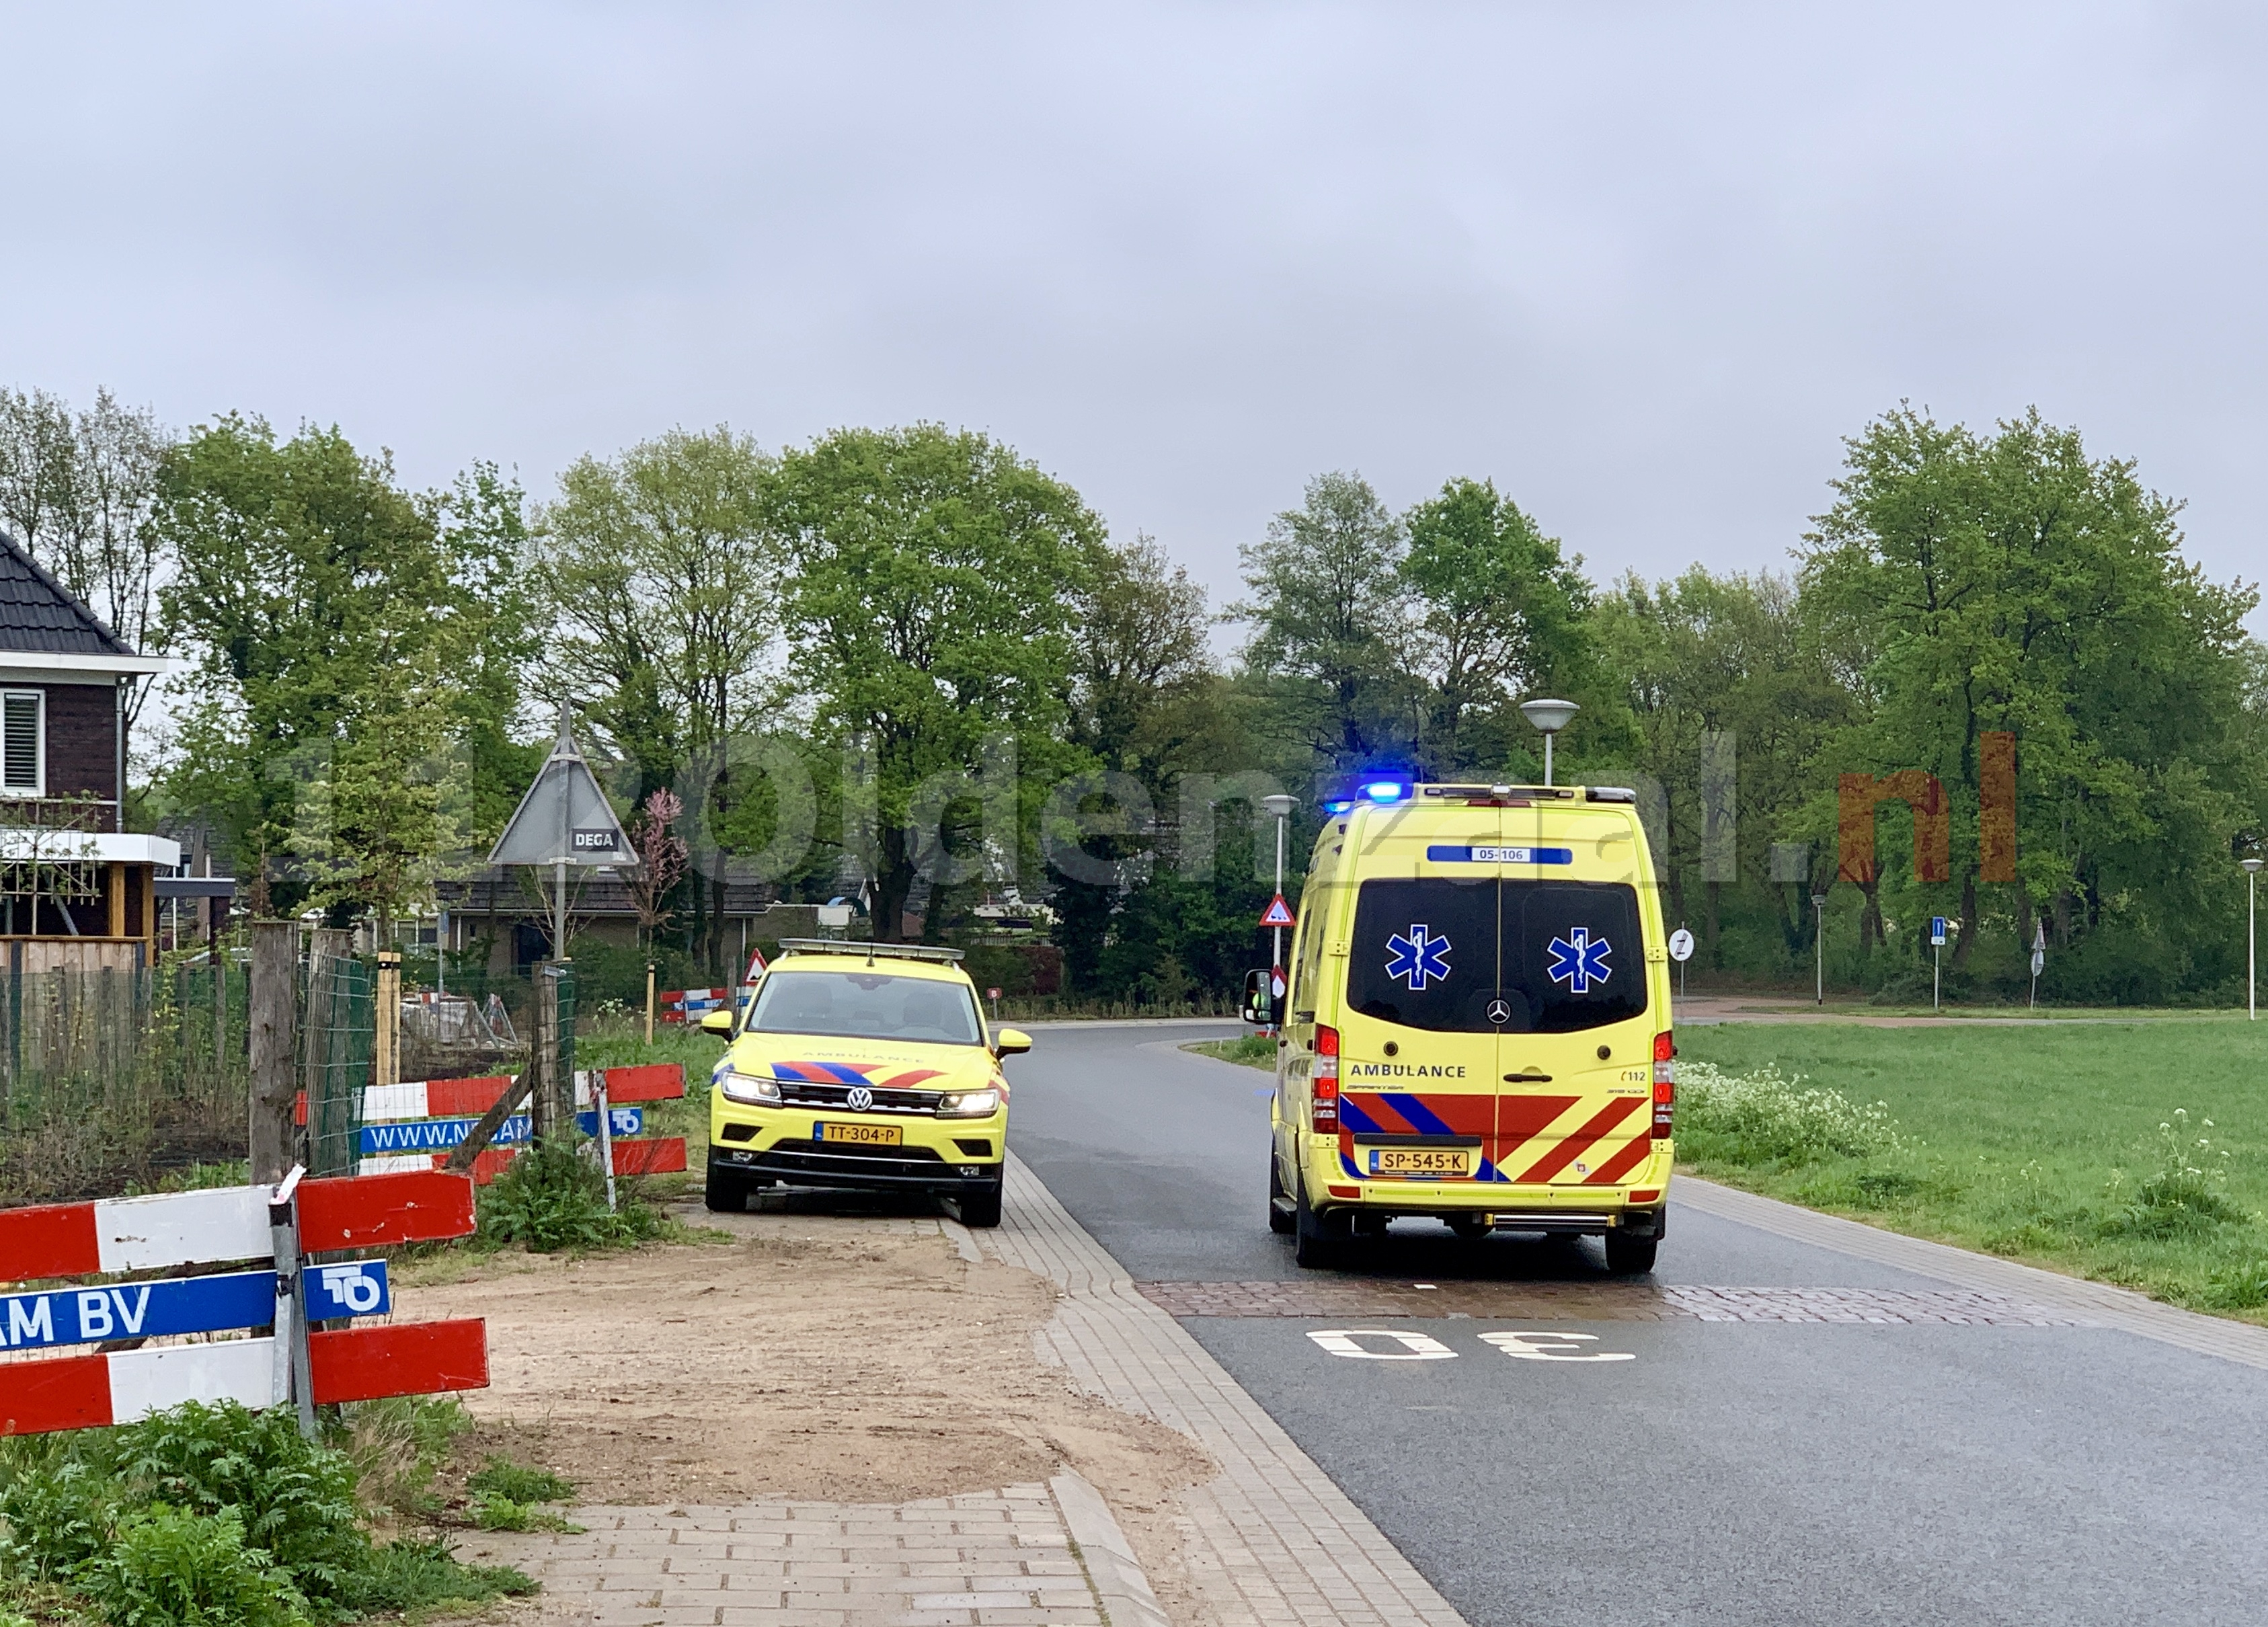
top-left (0, 951), bottom-right (580, 1203)
top-left (0, 964), bottom-right (253, 1205)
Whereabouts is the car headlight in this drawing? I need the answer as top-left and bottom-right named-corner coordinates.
top-left (937, 1087), bottom-right (1002, 1119)
top-left (717, 1070), bottom-right (783, 1107)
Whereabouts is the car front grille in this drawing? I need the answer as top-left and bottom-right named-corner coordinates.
top-left (774, 1080), bottom-right (946, 1115)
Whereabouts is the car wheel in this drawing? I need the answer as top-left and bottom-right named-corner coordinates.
top-left (1293, 1175), bottom-right (1347, 1269)
top-left (1267, 1150), bottom-right (1295, 1234)
top-left (1604, 1231), bottom-right (1659, 1274)
top-left (703, 1168), bottom-right (748, 1213)
top-left (953, 1181), bottom-right (1004, 1229)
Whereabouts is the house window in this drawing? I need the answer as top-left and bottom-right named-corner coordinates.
top-left (2, 691), bottom-right (42, 795)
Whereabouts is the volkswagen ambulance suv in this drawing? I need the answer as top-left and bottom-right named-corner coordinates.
top-left (702, 941), bottom-right (1028, 1226)
top-left (1268, 781), bottom-right (1674, 1271)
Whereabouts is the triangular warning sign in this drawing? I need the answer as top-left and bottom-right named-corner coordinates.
top-left (1259, 894), bottom-right (1295, 928)
top-left (488, 708), bottom-right (635, 867)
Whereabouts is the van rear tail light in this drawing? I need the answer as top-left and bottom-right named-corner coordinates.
top-left (1651, 1031), bottom-right (1674, 1138)
top-left (1313, 1074), bottom-right (1339, 1134)
top-left (1315, 1025), bottom-right (1339, 1081)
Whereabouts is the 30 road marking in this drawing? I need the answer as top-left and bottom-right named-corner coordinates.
top-left (1306, 1329), bottom-right (1459, 1360)
top-left (1481, 1330), bottom-right (1635, 1363)
top-left (1304, 1328), bottom-right (1639, 1362)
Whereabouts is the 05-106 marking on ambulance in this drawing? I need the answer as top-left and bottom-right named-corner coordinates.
top-left (1306, 1328), bottom-right (1637, 1363)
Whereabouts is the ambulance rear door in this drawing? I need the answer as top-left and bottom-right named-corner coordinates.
top-left (1490, 801), bottom-right (1658, 1191)
top-left (1333, 802), bottom-right (1504, 1185)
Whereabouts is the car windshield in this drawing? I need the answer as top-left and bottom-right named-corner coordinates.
top-left (746, 969), bottom-right (985, 1045)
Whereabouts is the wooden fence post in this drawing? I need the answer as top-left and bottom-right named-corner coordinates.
top-left (375, 951), bottom-right (401, 1087)
top-left (530, 967), bottom-right (561, 1143)
top-left (249, 920), bottom-right (297, 1183)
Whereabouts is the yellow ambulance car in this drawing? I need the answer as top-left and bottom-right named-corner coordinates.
top-left (1268, 779), bottom-right (1674, 1271)
top-left (701, 941), bottom-right (1026, 1226)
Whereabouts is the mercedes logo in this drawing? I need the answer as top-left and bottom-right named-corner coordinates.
top-left (846, 1085), bottom-right (874, 1111)
top-left (1486, 997), bottom-right (1513, 1026)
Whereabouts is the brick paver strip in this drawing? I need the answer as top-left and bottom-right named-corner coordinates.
top-left (472, 1480), bottom-right (1126, 1627)
top-left (1133, 1280), bottom-right (2090, 1325)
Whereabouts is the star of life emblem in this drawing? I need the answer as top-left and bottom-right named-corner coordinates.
top-left (1545, 926), bottom-right (1612, 994)
top-left (846, 1085), bottom-right (874, 1111)
top-left (1384, 924), bottom-right (1453, 991)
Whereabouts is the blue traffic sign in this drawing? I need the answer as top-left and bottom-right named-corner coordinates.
top-left (0, 1259), bottom-right (390, 1353)
top-left (1930, 916), bottom-right (1949, 946)
top-left (358, 1107), bottom-right (642, 1156)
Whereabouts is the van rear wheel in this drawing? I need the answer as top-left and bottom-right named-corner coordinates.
top-left (1604, 1231), bottom-right (1658, 1274)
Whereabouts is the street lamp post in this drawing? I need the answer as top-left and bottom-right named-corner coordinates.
top-left (1812, 889), bottom-right (1829, 1006)
top-left (1261, 794), bottom-right (1298, 1029)
top-left (2245, 857), bottom-right (2263, 1021)
top-left (1518, 699), bottom-right (1581, 787)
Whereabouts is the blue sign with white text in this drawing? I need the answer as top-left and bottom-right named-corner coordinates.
top-left (358, 1107), bottom-right (642, 1155)
top-left (0, 1260), bottom-right (390, 1352)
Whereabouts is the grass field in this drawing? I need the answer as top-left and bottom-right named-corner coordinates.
top-left (1677, 1019), bottom-right (2268, 1319)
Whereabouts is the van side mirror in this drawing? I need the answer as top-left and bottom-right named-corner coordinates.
top-left (994, 1027), bottom-right (1032, 1057)
top-left (699, 1008), bottom-right (735, 1037)
top-left (1241, 969), bottom-right (1271, 1027)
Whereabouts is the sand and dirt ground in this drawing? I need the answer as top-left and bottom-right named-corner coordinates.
top-left (394, 1197), bottom-right (1214, 1618)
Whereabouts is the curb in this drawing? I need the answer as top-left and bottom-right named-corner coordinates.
top-left (1015, 1016), bottom-right (1245, 1031)
top-left (1052, 1470), bottom-right (1173, 1627)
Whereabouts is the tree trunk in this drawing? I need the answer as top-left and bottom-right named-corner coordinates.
top-left (1705, 880), bottom-right (1722, 967)
top-left (248, 920), bottom-right (297, 1183)
top-left (1952, 873), bottom-right (1980, 970)
top-left (874, 826), bottom-right (914, 942)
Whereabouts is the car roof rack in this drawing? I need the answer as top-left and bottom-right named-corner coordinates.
top-left (775, 938), bottom-right (966, 964)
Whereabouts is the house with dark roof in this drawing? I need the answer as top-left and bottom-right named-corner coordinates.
top-left (0, 529), bottom-right (176, 969)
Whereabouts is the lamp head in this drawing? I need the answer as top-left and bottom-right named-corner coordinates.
top-left (1811, 891), bottom-right (1830, 908)
top-left (2244, 857), bottom-right (2265, 875)
top-left (1260, 793), bottom-right (1299, 820)
top-left (1518, 698), bottom-right (1580, 735)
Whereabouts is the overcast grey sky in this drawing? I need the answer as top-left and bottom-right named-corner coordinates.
top-left (5, 3), bottom-right (2263, 634)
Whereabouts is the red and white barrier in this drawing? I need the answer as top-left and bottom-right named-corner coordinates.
top-left (1, 1319), bottom-right (490, 1435)
top-left (0, 1170), bottom-right (477, 1285)
top-left (352, 1065), bottom-right (688, 1182)
top-left (660, 987), bottom-right (728, 1023)
top-left (0, 1168), bottom-right (485, 1437)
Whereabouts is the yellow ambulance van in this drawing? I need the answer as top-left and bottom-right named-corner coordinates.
top-left (1267, 778), bottom-right (1674, 1271)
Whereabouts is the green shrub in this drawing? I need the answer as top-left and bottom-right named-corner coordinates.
top-left (477, 1140), bottom-right (666, 1253)
top-left (1677, 1060), bottom-right (1908, 1164)
top-left (333, 1398), bottom-right (469, 1521)
top-left (2099, 1109), bottom-right (2247, 1238)
top-left (0, 1401), bottom-right (538, 1627)
top-left (0, 1462), bottom-right (117, 1582)
top-left (114, 1406), bottom-right (363, 1606)
top-left (2201, 1259), bottom-right (2268, 1310)
top-left (336, 1539), bottom-right (535, 1615)
top-left (464, 1459), bottom-right (572, 1505)
top-left (80, 1506), bottom-right (309, 1627)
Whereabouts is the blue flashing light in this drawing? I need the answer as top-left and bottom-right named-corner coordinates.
top-left (1361, 780), bottom-right (1410, 803)
top-left (1321, 798), bottom-right (1356, 815)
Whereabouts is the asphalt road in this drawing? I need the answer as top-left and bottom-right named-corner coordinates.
top-left (1009, 1021), bottom-right (2268, 1627)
